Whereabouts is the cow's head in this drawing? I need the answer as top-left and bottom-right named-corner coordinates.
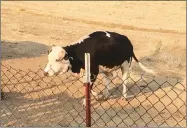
top-left (44, 45), bottom-right (71, 76)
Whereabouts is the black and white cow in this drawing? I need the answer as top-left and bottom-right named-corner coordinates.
top-left (44, 31), bottom-right (155, 102)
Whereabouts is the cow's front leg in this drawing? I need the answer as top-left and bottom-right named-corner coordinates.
top-left (82, 74), bottom-right (98, 109)
top-left (82, 65), bottom-right (99, 109)
top-left (90, 73), bottom-right (100, 100)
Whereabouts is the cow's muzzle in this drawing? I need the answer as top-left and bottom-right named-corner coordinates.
top-left (44, 72), bottom-right (48, 76)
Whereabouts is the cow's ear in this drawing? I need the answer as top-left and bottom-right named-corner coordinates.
top-left (48, 47), bottom-right (52, 54)
top-left (48, 50), bottom-right (51, 54)
top-left (64, 53), bottom-right (69, 60)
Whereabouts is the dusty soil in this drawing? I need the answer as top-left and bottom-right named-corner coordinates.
top-left (1, 1), bottom-right (186, 127)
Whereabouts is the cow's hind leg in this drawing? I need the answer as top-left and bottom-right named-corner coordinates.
top-left (102, 72), bottom-right (114, 100)
top-left (121, 61), bottom-right (130, 100)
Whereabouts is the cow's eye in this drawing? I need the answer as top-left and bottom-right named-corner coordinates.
top-left (56, 58), bottom-right (63, 62)
top-left (64, 54), bottom-right (69, 60)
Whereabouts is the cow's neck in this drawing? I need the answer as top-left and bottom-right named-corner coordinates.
top-left (63, 44), bottom-right (78, 59)
top-left (63, 44), bottom-right (82, 73)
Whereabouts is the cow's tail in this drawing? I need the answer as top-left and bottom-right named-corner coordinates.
top-left (132, 52), bottom-right (156, 75)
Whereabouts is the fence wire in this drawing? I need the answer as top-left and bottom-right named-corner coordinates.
top-left (1, 64), bottom-right (186, 127)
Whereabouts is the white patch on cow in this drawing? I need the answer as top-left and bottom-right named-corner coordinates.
top-left (72, 35), bottom-right (90, 45)
top-left (121, 61), bottom-right (130, 99)
top-left (44, 63), bottom-right (51, 73)
top-left (99, 65), bottom-right (120, 76)
top-left (105, 31), bottom-right (110, 37)
top-left (44, 46), bottom-right (71, 76)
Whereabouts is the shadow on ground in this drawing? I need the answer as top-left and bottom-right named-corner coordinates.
top-left (1, 40), bottom-right (50, 60)
top-left (1, 64), bottom-right (185, 127)
top-left (91, 53), bottom-right (184, 101)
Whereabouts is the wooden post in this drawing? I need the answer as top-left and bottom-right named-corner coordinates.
top-left (85, 53), bottom-right (91, 127)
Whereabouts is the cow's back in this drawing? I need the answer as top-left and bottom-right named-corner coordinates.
top-left (67, 31), bottom-right (134, 70)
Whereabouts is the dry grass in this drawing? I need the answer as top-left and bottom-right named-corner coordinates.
top-left (148, 40), bottom-right (186, 69)
top-left (1, 1), bottom-right (186, 127)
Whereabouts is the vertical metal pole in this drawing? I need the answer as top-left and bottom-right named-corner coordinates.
top-left (85, 53), bottom-right (91, 127)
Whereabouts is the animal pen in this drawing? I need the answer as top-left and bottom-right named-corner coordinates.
top-left (1, 53), bottom-right (186, 127)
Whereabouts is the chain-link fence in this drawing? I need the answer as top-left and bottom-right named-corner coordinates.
top-left (1, 64), bottom-right (186, 127)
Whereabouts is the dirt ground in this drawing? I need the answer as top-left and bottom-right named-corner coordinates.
top-left (1, 1), bottom-right (186, 127)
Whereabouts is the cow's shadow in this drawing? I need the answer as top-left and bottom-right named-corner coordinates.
top-left (1, 78), bottom-right (85, 127)
top-left (1, 40), bottom-right (50, 60)
top-left (91, 55), bottom-right (184, 103)
top-left (92, 72), bottom-right (184, 105)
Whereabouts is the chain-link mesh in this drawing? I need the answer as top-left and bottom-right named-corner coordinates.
top-left (1, 64), bottom-right (186, 127)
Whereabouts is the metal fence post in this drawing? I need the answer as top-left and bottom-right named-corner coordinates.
top-left (85, 53), bottom-right (91, 127)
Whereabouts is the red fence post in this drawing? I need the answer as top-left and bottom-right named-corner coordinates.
top-left (85, 53), bottom-right (91, 127)
top-left (85, 82), bottom-right (91, 127)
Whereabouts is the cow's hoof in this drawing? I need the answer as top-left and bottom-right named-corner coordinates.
top-left (103, 92), bottom-right (110, 100)
top-left (103, 94), bottom-right (110, 101)
top-left (121, 97), bottom-right (126, 101)
top-left (103, 96), bottom-right (109, 101)
top-left (1, 92), bottom-right (5, 100)
top-left (121, 95), bottom-right (134, 101)
top-left (120, 95), bottom-right (129, 101)
top-left (95, 94), bottom-right (105, 101)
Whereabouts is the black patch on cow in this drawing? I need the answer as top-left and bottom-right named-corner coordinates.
top-left (63, 31), bottom-right (136, 81)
